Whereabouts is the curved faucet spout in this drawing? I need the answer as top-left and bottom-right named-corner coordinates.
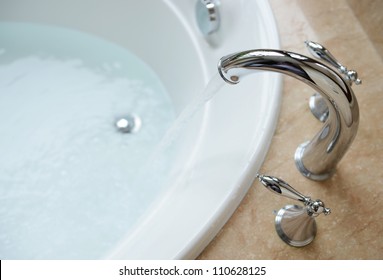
top-left (218, 48), bottom-right (359, 181)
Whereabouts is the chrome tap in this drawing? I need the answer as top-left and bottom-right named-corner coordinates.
top-left (218, 41), bottom-right (360, 181)
top-left (257, 174), bottom-right (330, 247)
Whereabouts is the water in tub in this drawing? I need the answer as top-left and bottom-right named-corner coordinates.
top-left (0, 22), bottom-right (177, 259)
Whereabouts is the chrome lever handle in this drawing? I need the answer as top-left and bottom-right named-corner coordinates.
top-left (256, 174), bottom-right (307, 202)
top-left (305, 40), bottom-right (361, 85)
top-left (257, 174), bottom-right (331, 217)
top-left (256, 174), bottom-right (331, 247)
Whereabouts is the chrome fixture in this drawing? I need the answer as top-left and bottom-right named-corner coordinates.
top-left (115, 114), bottom-right (141, 134)
top-left (305, 41), bottom-right (361, 123)
top-left (195, 0), bottom-right (221, 36)
top-left (257, 174), bottom-right (331, 247)
top-left (309, 92), bottom-right (329, 123)
top-left (305, 41), bottom-right (361, 86)
top-left (218, 41), bottom-right (360, 181)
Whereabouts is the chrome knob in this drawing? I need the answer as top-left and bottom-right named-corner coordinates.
top-left (305, 40), bottom-right (361, 85)
top-left (257, 174), bottom-right (330, 247)
top-left (305, 41), bottom-right (361, 123)
top-left (195, 0), bottom-right (221, 36)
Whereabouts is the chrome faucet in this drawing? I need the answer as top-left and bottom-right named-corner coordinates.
top-left (257, 174), bottom-right (331, 247)
top-left (218, 41), bottom-right (360, 181)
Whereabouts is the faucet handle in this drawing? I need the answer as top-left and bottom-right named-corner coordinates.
top-left (256, 174), bottom-right (331, 217)
top-left (256, 174), bottom-right (331, 247)
top-left (305, 40), bottom-right (362, 85)
top-left (256, 174), bottom-right (307, 202)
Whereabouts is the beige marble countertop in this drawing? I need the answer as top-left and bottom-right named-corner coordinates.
top-left (199, 0), bottom-right (383, 259)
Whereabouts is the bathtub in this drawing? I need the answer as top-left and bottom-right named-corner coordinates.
top-left (0, 0), bottom-right (281, 259)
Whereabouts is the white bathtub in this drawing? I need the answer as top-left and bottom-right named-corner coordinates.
top-left (0, 0), bottom-right (281, 259)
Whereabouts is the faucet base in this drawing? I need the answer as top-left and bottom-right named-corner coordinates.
top-left (294, 141), bottom-right (335, 181)
top-left (309, 93), bottom-right (329, 122)
top-left (275, 204), bottom-right (317, 247)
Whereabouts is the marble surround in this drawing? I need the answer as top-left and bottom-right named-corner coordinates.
top-left (199, 0), bottom-right (383, 259)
